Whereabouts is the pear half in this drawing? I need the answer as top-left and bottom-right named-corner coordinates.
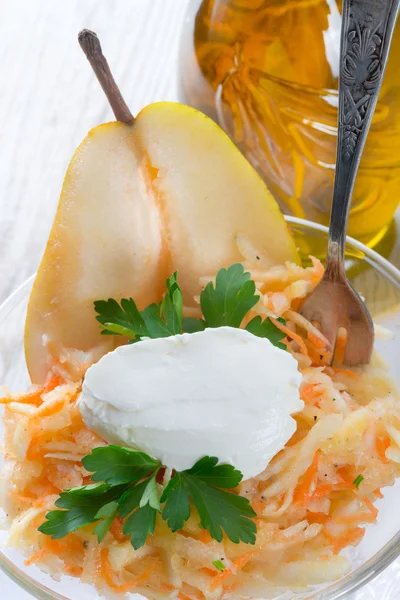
top-left (25, 102), bottom-right (299, 383)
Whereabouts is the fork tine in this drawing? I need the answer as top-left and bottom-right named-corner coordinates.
top-left (343, 307), bottom-right (374, 366)
top-left (298, 276), bottom-right (374, 366)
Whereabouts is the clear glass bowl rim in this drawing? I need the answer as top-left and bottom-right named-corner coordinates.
top-left (1, 215), bottom-right (400, 600)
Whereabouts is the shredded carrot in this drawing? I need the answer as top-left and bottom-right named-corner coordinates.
top-left (270, 317), bottom-right (309, 356)
top-left (310, 256), bottom-right (325, 278)
top-left (333, 330), bottom-right (347, 364)
top-left (293, 451), bottom-right (319, 505)
top-left (333, 512), bottom-right (375, 525)
top-left (303, 340), bottom-right (326, 366)
top-left (44, 373), bottom-right (63, 392)
top-left (100, 548), bottom-right (153, 593)
top-left (308, 332), bottom-right (326, 350)
top-left (376, 435), bottom-right (391, 464)
top-left (332, 367), bottom-right (359, 380)
top-left (324, 527), bottom-right (365, 553)
top-left (223, 581), bottom-right (241, 594)
top-left (363, 496), bottom-right (379, 520)
top-left (46, 535), bottom-right (85, 557)
top-left (13, 492), bottom-right (35, 504)
top-left (374, 488), bottom-right (384, 499)
top-left (290, 298), bottom-right (303, 311)
top-left (202, 567), bottom-right (217, 577)
top-left (209, 552), bottom-right (254, 591)
top-left (234, 553), bottom-right (254, 571)
top-left (307, 512), bottom-right (330, 524)
top-left (25, 548), bottom-right (47, 566)
top-left (32, 397), bottom-right (66, 419)
top-left (199, 529), bottom-right (212, 544)
top-left (33, 496), bottom-right (51, 508)
top-left (301, 383), bottom-right (321, 405)
top-left (1, 389), bottom-right (44, 406)
top-left (178, 593), bottom-right (195, 600)
top-left (332, 481), bottom-right (352, 492)
top-left (209, 569), bottom-right (232, 590)
top-left (109, 516), bottom-right (127, 541)
top-left (251, 499), bottom-right (265, 513)
top-left (311, 484), bottom-right (332, 499)
top-left (64, 564), bottom-right (83, 577)
top-left (337, 467), bottom-right (357, 489)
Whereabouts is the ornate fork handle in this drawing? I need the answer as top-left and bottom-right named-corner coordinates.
top-left (328, 0), bottom-right (400, 272)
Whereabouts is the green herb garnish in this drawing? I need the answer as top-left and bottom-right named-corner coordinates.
top-left (94, 264), bottom-right (286, 348)
top-left (38, 447), bottom-right (162, 548)
top-left (353, 474), bottom-right (364, 488)
top-left (39, 450), bottom-right (256, 549)
top-left (245, 315), bottom-right (286, 349)
top-left (94, 272), bottom-right (183, 342)
top-left (161, 456), bottom-right (256, 544)
top-left (198, 263), bottom-right (258, 328)
top-left (212, 559), bottom-right (226, 572)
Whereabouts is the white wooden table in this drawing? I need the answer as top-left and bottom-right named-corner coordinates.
top-left (0, 1), bottom-right (399, 598)
top-left (0, 0), bottom-right (187, 305)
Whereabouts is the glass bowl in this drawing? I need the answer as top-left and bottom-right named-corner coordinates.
top-left (1, 216), bottom-right (400, 600)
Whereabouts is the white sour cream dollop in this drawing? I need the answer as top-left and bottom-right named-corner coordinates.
top-left (80, 326), bottom-right (303, 480)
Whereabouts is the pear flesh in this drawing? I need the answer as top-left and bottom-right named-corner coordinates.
top-left (25, 103), bottom-right (299, 383)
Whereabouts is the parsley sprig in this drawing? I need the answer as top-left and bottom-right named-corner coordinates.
top-left (95, 264), bottom-right (286, 349)
top-left (39, 448), bottom-right (256, 548)
top-left (94, 272), bottom-right (182, 342)
top-left (161, 456), bottom-right (256, 544)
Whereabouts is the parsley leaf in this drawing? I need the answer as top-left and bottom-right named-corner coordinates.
top-left (118, 476), bottom-right (161, 549)
top-left (94, 272), bottom-right (184, 342)
top-left (161, 456), bottom-right (256, 544)
top-left (38, 483), bottom-right (127, 539)
top-left (162, 272), bottom-right (183, 334)
top-left (118, 480), bottom-right (149, 518)
top-left (140, 473), bottom-right (161, 511)
top-left (38, 506), bottom-right (97, 539)
top-left (184, 477), bottom-right (256, 544)
top-left (185, 456), bottom-right (242, 488)
top-left (38, 452), bottom-right (161, 545)
top-left (94, 501), bottom-right (119, 542)
top-left (123, 503), bottom-right (158, 550)
top-left (54, 483), bottom-right (127, 509)
top-left (160, 473), bottom-right (191, 532)
top-left (182, 317), bottom-right (206, 334)
top-left (82, 445), bottom-right (160, 485)
top-left (39, 449), bottom-right (257, 549)
top-left (141, 303), bottom-right (175, 338)
top-left (200, 264), bottom-right (259, 328)
top-left (94, 264), bottom-right (286, 350)
top-left (94, 298), bottom-right (148, 340)
top-left (245, 316), bottom-right (287, 349)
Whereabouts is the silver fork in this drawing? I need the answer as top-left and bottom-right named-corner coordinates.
top-left (299, 0), bottom-right (400, 366)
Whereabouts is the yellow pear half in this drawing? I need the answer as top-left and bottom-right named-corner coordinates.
top-left (25, 102), bottom-right (299, 383)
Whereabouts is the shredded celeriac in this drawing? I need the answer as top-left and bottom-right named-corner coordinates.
top-left (1, 255), bottom-right (399, 600)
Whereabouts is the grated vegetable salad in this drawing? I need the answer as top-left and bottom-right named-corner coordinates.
top-left (1, 253), bottom-right (400, 599)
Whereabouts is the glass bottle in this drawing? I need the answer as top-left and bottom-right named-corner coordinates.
top-left (179, 0), bottom-right (400, 246)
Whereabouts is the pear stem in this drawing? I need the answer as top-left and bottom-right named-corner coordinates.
top-left (78, 29), bottom-right (134, 124)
